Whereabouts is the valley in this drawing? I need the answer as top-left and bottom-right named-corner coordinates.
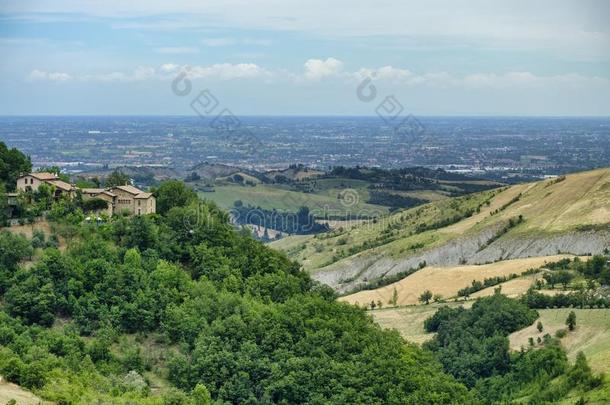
top-left (2, 2), bottom-right (610, 402)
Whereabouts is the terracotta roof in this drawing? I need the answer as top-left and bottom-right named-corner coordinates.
top-left (22, 172), bottom-right (58, 181)
top-left (48, 179), bottom-right (74, 191)
top-left (114, 185), bottom-right (144, 195)
top-left (134, 192), bottom-right (153, 199)
top-left (82, 188), bottom-right (116, 197)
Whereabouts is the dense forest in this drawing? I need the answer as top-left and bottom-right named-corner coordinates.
top-left (0, 144), bottom-right (605, 403)
top-left (329, 166), bottom-right (497, 194)
top-left (0, 145), bottom-right (469, 403)
top-left (424, 293), bottom-right (602, 402)
top-left (230, 203), bottom-right (329, 235)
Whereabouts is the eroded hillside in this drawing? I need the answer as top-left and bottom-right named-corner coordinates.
top-left (271, 168), bottom-right (610, 292)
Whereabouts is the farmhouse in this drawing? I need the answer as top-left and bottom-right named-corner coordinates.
top-left (110, 185), bottom-right (156, 216)
top-left (17, 172), bottom-right (76, 199)
top-left (15, 172), bottom-right (155, 216)
top-left (81, 188), bottom-right (116, 217)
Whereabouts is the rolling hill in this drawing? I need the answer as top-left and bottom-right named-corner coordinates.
top-left (271, 167), bottom-right (610, 292)
top-left (198, 165), bottom-right (501, 220)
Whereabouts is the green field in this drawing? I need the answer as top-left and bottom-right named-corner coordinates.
top-left (369, 301), bottom-right (471, 344)
top-left (510, 308), bottom-right (610, 404)
top-left (509, 308), bottom-right (610, 374)
top-left (199, 183), bottom-right (389, 216)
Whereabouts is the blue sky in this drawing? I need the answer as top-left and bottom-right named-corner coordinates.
top-left (0, 0), bottom-right (609, 115)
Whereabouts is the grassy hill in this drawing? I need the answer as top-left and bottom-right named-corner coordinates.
top-left (509, 308), bottom-right (610, 373)
top-left (197, 166), bottom-right (501, 223)
top-left (369, 305), bottom-right (610, 375)
top-left (367, 303), bottom-right (610, 403)
top-left (200, 183), bottom-right (388, 215)
top-left (369, 301), bottom-right (470, 344)
top-left (271, 167), bottom-right (610, 292)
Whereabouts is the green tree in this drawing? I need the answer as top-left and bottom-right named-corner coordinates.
top-left (566, 311), bottom-right (577, 331)
top-left (81, 198), bottom-right (108, 212)
top-left (0, 183), bottom-right (9, 225)
top-left (0, 232), bottom-right (33, 292)
top-left (0, 142), bottom-right (32, 191)
top-left (5, 276), bottom-right (57, 326)
top-left (37, 166), bottom-right (70, 182)
top-left (543, 272), bottom-right (557, 288)
top-left (389, 287), bottom-right (399, 306)
top-left (419, 290), bottom-right (433, 305)
top-left (105, 170), bottom-right (130, 187)
top-left (192, 383), bottom-right (212, 405)
top-left (601, 268), bottom-right (610, 286)
top-left (537, 321), bottom-right (543, 332)
top-left (556, 271), bottom-right (574, 290)
top-left (153, 180), bottom-right (198, 215)
top-left (567, 352), bottom-right (598, 388)
top-left (75, 178), bottom-right (99, 188)
top-left (34, 182), bottom-right (54, 210)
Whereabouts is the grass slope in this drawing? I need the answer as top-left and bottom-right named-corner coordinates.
top-left (200, 183), bottom-right (388, 215)
top-left (509, 308), bottom-right (610, 374)
top-left (273, 167), bottom-right (610, 283)
top-left (339, 255), bottom-right (577, 306)
top-left (274, 189), bottom-right (498, 271)
top-left (369, 302), bottom-right (471, 344)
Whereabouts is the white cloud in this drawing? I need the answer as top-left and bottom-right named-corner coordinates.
top-left (303, 57), bottom-right (343, 80)
top-left (5, 1), bottom-right (608, 60)
top-left (201, 37), bottom-right (237, 47)
top-left (25, 63), bottom-right (272, 83)
top-left (160, 63), bottom-right (180, 73)
top-left (28, 69), bottom-right (71, 81)
top-left (188, 63), bottom-right (272, 80)
top-left (349, 68), bottom-right (610, 90)
top-left (242, 38), bottom-right (272, 46)
top-left (353, 66), bottom-right (413, 83)
top-left (155, 46), bottom-right (199, 54)
top-left (80, 66), bottom-right (155, 82)
top-left (40, 66), bottom-right (153, 82)
top-left (25, 61), bottom-right (610, 94)
top-left (201, 37), bottom-right (272, 47)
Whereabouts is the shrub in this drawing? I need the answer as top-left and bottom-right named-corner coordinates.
top-left (555, 329), bottom-right (567, 338)
top-left (81, 198), bottom-right (108, 212)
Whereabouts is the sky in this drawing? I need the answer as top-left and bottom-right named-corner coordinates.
top-left (0, 0), bottom-right (609, 116)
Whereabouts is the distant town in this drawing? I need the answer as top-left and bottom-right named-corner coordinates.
top-left (1, 116), bottom-right (609, 183)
